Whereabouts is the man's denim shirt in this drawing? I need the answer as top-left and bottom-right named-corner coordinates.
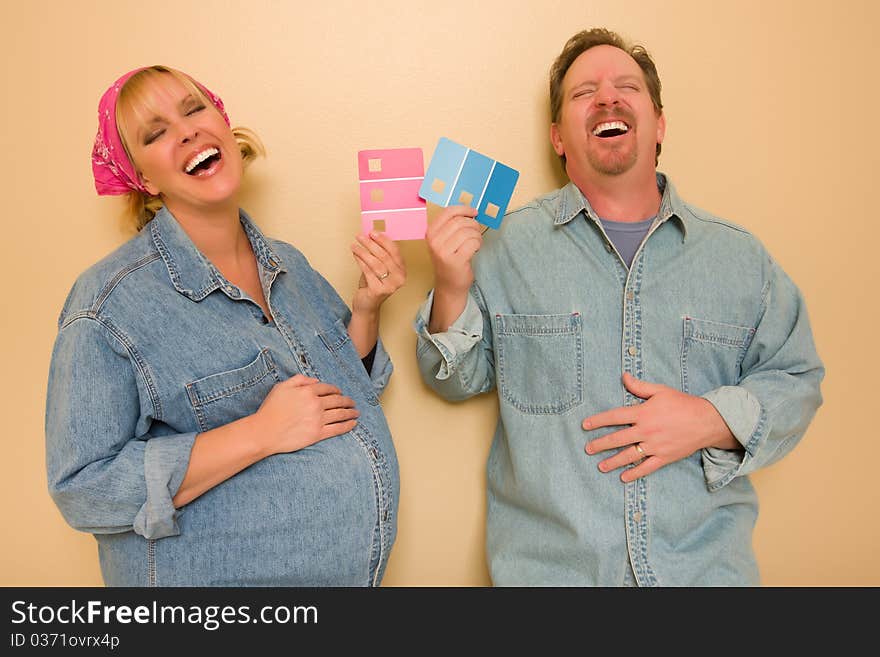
top-left (46, 208), bottom-right (398, 586)
top-left (415, 175), bottom-right (823, 586)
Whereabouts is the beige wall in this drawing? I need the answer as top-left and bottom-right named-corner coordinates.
top-left (2, 0), bottom-right (876, 585)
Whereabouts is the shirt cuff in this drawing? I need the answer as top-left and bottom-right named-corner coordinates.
top-left (133, 432), bottom-right (197, 539)
top-left (700, 386), bottom-right (766, 491)
top-left (368, 337), bottom-right (393, 395)
top-left (414, 290), bottom-right (484, 380)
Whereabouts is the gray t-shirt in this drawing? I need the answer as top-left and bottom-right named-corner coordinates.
top-left (599, 216), bottom-right (655, 268)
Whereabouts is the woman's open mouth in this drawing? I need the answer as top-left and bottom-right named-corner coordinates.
top-left (184, 147), bottom-right (222, 176)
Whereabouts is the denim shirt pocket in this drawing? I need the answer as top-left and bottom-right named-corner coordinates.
top-left (185, 348), bottom-right (281, 431)
top-left (680, 316), bottom-right (755, 396)
top-left (318, 317), bottom-right (380, 406)
top-left (494, 312), bottom-right (583, 414)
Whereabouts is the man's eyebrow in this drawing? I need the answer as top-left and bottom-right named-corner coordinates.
top-left (614, 74), bottom-right (643, 84)
top-left (570, 80), bottom-right (597, 91)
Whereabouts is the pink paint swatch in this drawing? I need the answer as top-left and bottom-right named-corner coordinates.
top-left (357, 148), bottom-right (427, 240)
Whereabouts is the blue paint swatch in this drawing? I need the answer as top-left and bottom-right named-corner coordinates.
top-left (450, 150), bottom-right (493, 209)
top-left (419, 137), bottom-right (519, 229)
top-left (477, 161), bottom-right (519, 230)
top-left (420, 138), bottom-right (468, 207)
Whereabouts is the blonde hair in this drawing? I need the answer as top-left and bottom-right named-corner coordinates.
top-left (115, 66), bottom-right (265, 231)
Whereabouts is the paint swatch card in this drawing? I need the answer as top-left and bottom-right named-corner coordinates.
top-left (357, 148), bottom-right (427, 240)
top-left (419, 137), bottom-right (519, 229)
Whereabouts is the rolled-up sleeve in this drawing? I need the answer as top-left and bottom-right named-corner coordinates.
top-left (46, 315), bottom-right (195, 539)
top-left (365, 336), bottom-right (393, 396)
top-left (414, 286), bottom-right (496, 401)
top-left (700, 259), bottom-right (824, 491)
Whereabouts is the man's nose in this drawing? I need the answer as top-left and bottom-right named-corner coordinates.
top-left (595, 82), bottom-right (621, 106)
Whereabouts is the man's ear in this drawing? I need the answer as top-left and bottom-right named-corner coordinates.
top-left (550, 122), bottom-right (565, 157)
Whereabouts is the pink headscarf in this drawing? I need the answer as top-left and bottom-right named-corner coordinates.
top-left (91, 66), bottom-right (231, 196)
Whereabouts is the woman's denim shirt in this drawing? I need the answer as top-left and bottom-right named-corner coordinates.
top-left (415, 176), bottom-right (823, 586)
top-left (46, 208), bottom-right (398, 586)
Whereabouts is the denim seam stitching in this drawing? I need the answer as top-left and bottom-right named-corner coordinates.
top-left (147, 539), bottom-right (156, 587)
top-left (272, 314), bottom-right (317, 379)
top-left (151, 221), bottom-right (217, 300)
top-left (61, 314), bottom-right (162, 421)
top-left (352, 429), bottom-right (387, 587)
top-left (633, 256), bottom-right (644, 380)
top-left (317, 323), bottom-right (381, 406)
top-left (192, 402), bottom-right (208, 434)
top-left (457, 350), bottom-right (473, 390)
top-left (99, 316), bottom-right (162, 420)
top-left (706, 404), bottom-right (766, 491)
top-left (681, 321), bottom-right (690, 393)
top-left (638, 477), bottom-right (658, 586)
top-left (629, 249), bottom-right (658, 587)
top-left (186, 349), bottom-right (277, 406)
top-left (495, 314), bottom-right (582, 415)
top-left (682, 317), bottom-right (756, 391)
top-left (690, 332), bottom-right (750, 348)
top-left (92, 253), bottom-right (162, 313)
top-left (634, 256), bottom-right (656, 586)
top-left (317, 322), bottom-right (349, 352)
top-left (743, 399), bottom-right (767, 457)
top-left (242, 216), bottom-right (285, 271)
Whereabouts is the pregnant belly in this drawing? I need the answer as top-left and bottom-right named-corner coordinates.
top-left (158, 435), bottom-right (379, 585)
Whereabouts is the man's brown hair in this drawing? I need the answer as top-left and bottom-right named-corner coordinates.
top-left (549, 28), bottom-right (664, 164)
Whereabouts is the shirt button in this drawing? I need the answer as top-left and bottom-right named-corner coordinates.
top-left (382, 510), bottom-right (389, 522)
top-left (268, 258), bottom-right (277, 268)
top-left (604, 242), bottom-right (613, 252)
top-left (628, 346), bottom-right (638, 356)
top-left (626, 291), bottom-right (634, 301)
top-left (633, 511), bottom-right (642, 523)
top-left (299, 354), bottom-right (308, 367)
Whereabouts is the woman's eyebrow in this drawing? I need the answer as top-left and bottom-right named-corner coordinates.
top-left (178, 93), bottom-right (200, 108)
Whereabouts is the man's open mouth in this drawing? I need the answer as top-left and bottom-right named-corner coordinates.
top-left (592, 121), bottom-right (630, 138)
top-left (184, 148), bottom-right (221, 175)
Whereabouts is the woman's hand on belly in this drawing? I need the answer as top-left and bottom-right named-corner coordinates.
top-left (251, 374), bottom-right (360, 456)
top-left (172, 375), bottom-right (359, 508)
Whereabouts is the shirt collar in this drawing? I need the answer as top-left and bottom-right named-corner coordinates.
top-left (150, 207), bottom-right (286, 301)
top-left (554, 172), bottom-right (689, 240)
